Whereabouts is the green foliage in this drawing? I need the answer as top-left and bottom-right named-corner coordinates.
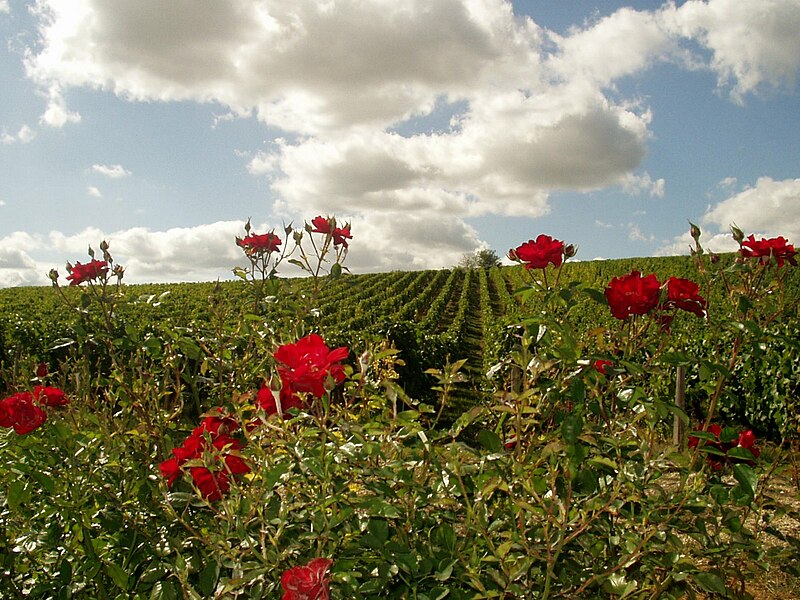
top-left (1, 225), bottom-right (799, 598)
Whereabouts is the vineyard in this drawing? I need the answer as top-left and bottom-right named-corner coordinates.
top-left (1, 224), bottom-right (800, 599)
top-left (2, 254), bottom-right (797, 436)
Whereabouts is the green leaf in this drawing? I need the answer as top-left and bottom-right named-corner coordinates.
top-left (732, 463), bottom-right (758, 499)
top-left (435, 559), bottom-right (456, 581)
top-left (197, 561), bottom-right (219, 596)
top-left (693, 571), bottom-right (727, 595)
top-left (330, 262), bottom-right (343, 278)
top-left (561, 414), bottom-right (583, 444)
top-left (582, 287), bottom-right (608, 305)
top-left (263, 463), bottom-right (290, 489)
top-left (105, 562), bottom-right (130, 591)
top-left (150, 580), bottom-right (179, 600)
top-left (6, 479), bottom-right (28, 512)
top-left (726, 447), bottom-right (758, 462)
top-left (478, 429), bottom-right (502, 453)
top-left (368, 518), bottom-right (390, 545)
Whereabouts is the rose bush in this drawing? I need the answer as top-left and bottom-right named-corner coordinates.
top-left (0, 222), bottom-right (797, 598)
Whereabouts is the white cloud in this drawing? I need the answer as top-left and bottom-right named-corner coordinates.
top-left (703, 177), bottom-right (800, 240)
top-left (546, 7), bottom-right (676, 86)
top-left (87, 186), bottom-right (102, 198)
top-left (621, 172), bottom-right (665, 197)
top-left (0, 215), bottom-right (483, 288)
top-left (665, 0), bottom-right (800, 102)
top-left (1, 124), bottom-right (36, 144)
top-left (657, 177), bottom-right (800, 256)
top-left (39, 85), bottom-right (81, 127)
top-left (0, 1), bottom-right (9, 14)
top-left (628, 223), bottom-right (655, 242)
top-left (15, 0), bottom-right (800, 276)
top-left (91, 164), bottom-right (132, 178)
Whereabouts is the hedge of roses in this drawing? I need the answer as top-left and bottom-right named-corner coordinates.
top-left (0, 219), bottom-right (798, 598)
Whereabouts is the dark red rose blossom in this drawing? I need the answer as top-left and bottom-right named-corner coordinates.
top-left (36, 362), bottom-right (49, 378)
top-left (688, 424), bottom-right (759, 469)
top-left (739, 234), bottom-right (797, 267)
top-left (274, 334), bottom-right (349, 399)
top-left (33, 386), bottom-right (69, 407)
top-left (257, 385), bottom-right (305, 417)
top-left (332, 225), bottom-right (352, 248)
top-left (158, 410), bottom-right (250, 500)
top-left (508, 235), bottom-right (565, 270)
top-left (604, 271), bottom-right (661, 320)
top-left (281, 557), bottom-right (333, 600)
top-left (1, 392), bottom-right (47, 435)
top-left (66, 259), bottom-right (108, 286)
top-left (159, 457), bottom-right (182, 487)
top-left (663, 277), bottom-right (707, 317)
top-left (311, 216), bottom-right (333, 235)
top-left (0, 398), bottom-right (13, 428)
top-left (237, 232), bottom-right (282, 254)
top-left (593, 359), bottom-right (613, 375)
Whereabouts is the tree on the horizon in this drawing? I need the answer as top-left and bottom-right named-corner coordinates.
top-left (458, 248), bottom-right (502, 269)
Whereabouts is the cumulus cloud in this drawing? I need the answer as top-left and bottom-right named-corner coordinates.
top-left (91, 164), bottom-right (132, 178)
top-left (0, 1), bottom-right (9, 14)
top-left (703, 177), bottom-right (800, 240)
top-left (1, 124), bottom-right (36, 144)
top-left (0, 215), bottom-right (482, 287)
top-left (657, 177), bottom-right (800, 256)
top-left (13, 0), bottom-right (800, 278)
top-left (665, 0), bottom-right (800, 102)
top-left (87, 186), bottom-right (102, 198)
top-left (39, 85), bottom-right (81, 127)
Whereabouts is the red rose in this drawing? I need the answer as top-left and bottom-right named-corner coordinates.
top-left (689, 424), bottom-right (759, 468)
top-left (332, 225), bottom-right (352, 248)
top-left (159, 457), bottom-right (181, 486)
top-left (0, 397), bottom-right (13, 428)
top-left (604, 271), bottom-right (661, 320)
top-left (274, 334), bottom-right (349, 399)
top-left (311, 216), bottom-right (332, 235)
top-left (593, 359), bottom-right (613, 375)
top-left (508, 235), bottom-right (565, 270)
top-left (66, 259), bottom-right (108, 286)
top-left (664, 277), bottom-right (707, 317)
top-left (2, 392), bottom-right (47, 435)
top-left (739, 234), bottom-right (797, 267)
top-left (158, 411), bottom-right (250, 500)
top-left (257, 385), bottom-right (305, 417)
top-left (189, 466), bottom-right (231, 502)
top-left (237, 232), bottom-right (282, 254)
top-left (281, 557), bottom-right (333, 600)
top-left (33, 385), bottom-right (69, 407)
top-left (736, 429), bottom-right (760, 459)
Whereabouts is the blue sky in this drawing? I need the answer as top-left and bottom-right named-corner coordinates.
top-left (1, 0), bottom-right (799, 286)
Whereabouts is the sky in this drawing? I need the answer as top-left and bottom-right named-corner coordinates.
top-left (0, 0), bottom-right (799, 287)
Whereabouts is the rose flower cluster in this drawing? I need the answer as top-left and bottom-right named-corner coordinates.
top-left (739, 234), bottom-right (796, 267)
top-left (604, 271), bottom-right (707, 325)
top-left (689, 424), bottom-right (760, 470)
top-left (0, 386), bottom-right (69, 435)
top-left (159, 333), bottom-right (349, 501)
